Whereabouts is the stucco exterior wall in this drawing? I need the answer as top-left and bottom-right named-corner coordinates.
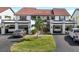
top-left (15, 16), bottom-right (20, 20)
top-left (72, 10), bottom-right (79, 25)
top-left (65, 16), bottom-right (70, 20)
top-left (0, 9), bottom-right (14, 20)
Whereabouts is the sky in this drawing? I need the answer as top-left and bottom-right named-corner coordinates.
top-left (11, 7), bottom-right (76, 15)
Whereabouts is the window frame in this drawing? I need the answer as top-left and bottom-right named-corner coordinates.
top-left (5, 16), bottom-right (11, 19)
top-left (59, 16), bottom-right (65, 21)
top-left (20, 16), bottom-right (26, 21)
top-left (31, 16), bottom-right (36, 20)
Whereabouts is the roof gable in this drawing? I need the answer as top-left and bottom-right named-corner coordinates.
top-left (15, 8), bottom-right (70, 16)
top-left (15, 8), bottom-right (53, 16)
top-left (35, 9), bottom-right (53, 15)
top-left (53, 8), bottom-right (70, 16)
top-left (0, 7), bottom-right (10, 13)
top-left (15, 7), bottom-right (36, 16)
top-left (72, 9), bottom-right (79, 17)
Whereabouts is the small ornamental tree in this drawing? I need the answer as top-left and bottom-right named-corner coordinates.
top-left (35, 17), bottom-right (44, 37)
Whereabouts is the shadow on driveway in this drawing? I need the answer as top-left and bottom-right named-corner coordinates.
top-left (7, 35), bottom-right (22, 42)
top-left (64, 35), bottom-right (79, 46)
top-left (8, 36), bottom-right (21, 39)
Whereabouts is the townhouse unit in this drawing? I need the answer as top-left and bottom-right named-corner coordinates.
top-left (1, 7), bottom-right (32, 34)
top-left (0, 7), bottom-right (15, 34)
top-left (50, 8), bottom-right (76, 34)
top-left (14, 8), bottom-right (53, 34)
top-left (0, 7), bottom-right (76, 34)
top-left (72, 9), bottom-right (79, 27)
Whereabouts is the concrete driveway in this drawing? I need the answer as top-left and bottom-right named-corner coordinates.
top-left (0, 35), bottom-right (21, 52)
top-left (54, 35), bottom-right (79, 52)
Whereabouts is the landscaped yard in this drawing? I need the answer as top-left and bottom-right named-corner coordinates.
top-left (10, 35), bottom-right (56, 52)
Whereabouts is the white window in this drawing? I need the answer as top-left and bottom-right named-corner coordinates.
top-left (59, 16), bottom-right (65, 21)
top-left (20, 16), bottom-right (26, 21)
top-left (5, 16), bottom-right (11, 20)
top-left (55, 16), bottom-right (59, 20)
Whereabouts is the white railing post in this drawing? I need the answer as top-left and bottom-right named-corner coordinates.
top-left (28, 23), bottom-right (31, 34)
top-left (62, 23), bottom-right (65, 34)
top-left (50, 20), bottom-right (53, 34)
top-left (1, 23), bottom-right (5, 34)
top-left (15, 23), bottom-right (18, 30)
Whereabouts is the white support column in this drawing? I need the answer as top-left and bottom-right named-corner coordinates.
top-left (36, 16), bottom-right (38, 19)
top-left (49, 16), bottom-right (51, 20)
top-left (15, 23), bottom-right (18, 30)
top-left (62, 24), bottom-right (65, 34)
top-left (15, 16), bottom-right (20, 21)
top-left (74, 19), bottom-right (77, 27)
top-left (1, 23), bottom-right (5, 34)
top-left (50, 24), bottom-right (53, 34)
top-left (28, 24), bottom-right (31, 34)
top-left (26, 16), bottom-right (31, 34)
top-left (74, 24), bottom-right (77, 27)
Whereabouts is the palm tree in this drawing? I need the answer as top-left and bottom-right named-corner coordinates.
top-left (35, 17), bottom-right (44, 37)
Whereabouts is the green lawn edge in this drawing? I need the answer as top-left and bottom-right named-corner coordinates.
top-left (10, 35), bottom-right (56, 52)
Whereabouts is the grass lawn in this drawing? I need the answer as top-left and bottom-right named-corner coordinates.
top-left (10, 35), bottom-right (56, 52)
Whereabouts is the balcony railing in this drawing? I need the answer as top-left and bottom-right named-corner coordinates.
top-left (1, 19), bottom-right (30, 24)
top-left (50, 20), bottom-right (76, 24)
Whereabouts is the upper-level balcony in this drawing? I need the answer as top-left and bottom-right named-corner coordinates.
top-left (50, 20), bottom-right (76, 24)
top-left (1, 19), bottom-right (30, 24)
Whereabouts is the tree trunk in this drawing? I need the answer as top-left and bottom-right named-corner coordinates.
top-left (36, 31), bottom-right (39, 38)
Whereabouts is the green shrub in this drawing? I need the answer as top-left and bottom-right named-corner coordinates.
top-left (31, 29), bottom-right (37, 34)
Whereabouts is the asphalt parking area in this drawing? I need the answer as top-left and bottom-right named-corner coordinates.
top-left (1, 34), bottom-right (79, 52)
top-left (54, 35), bottom-right (79, 52)
top-left (0, 35), bottom-right (21, 52)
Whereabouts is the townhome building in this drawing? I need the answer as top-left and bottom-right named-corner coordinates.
top-left (0, 7), bottom-right (32, 34)
top-left (50, 8), bottom-right (75, 34)
top-left (0, 7), bottom-right (76, 34)
top-left (71, 9), bottom-right (79, 27)
top-left (15, 7), bottom-right (54, 34)
top-left (15, 8), bottom-right (76, 34)
top-left (0, 7), bottom-right (15, 34)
